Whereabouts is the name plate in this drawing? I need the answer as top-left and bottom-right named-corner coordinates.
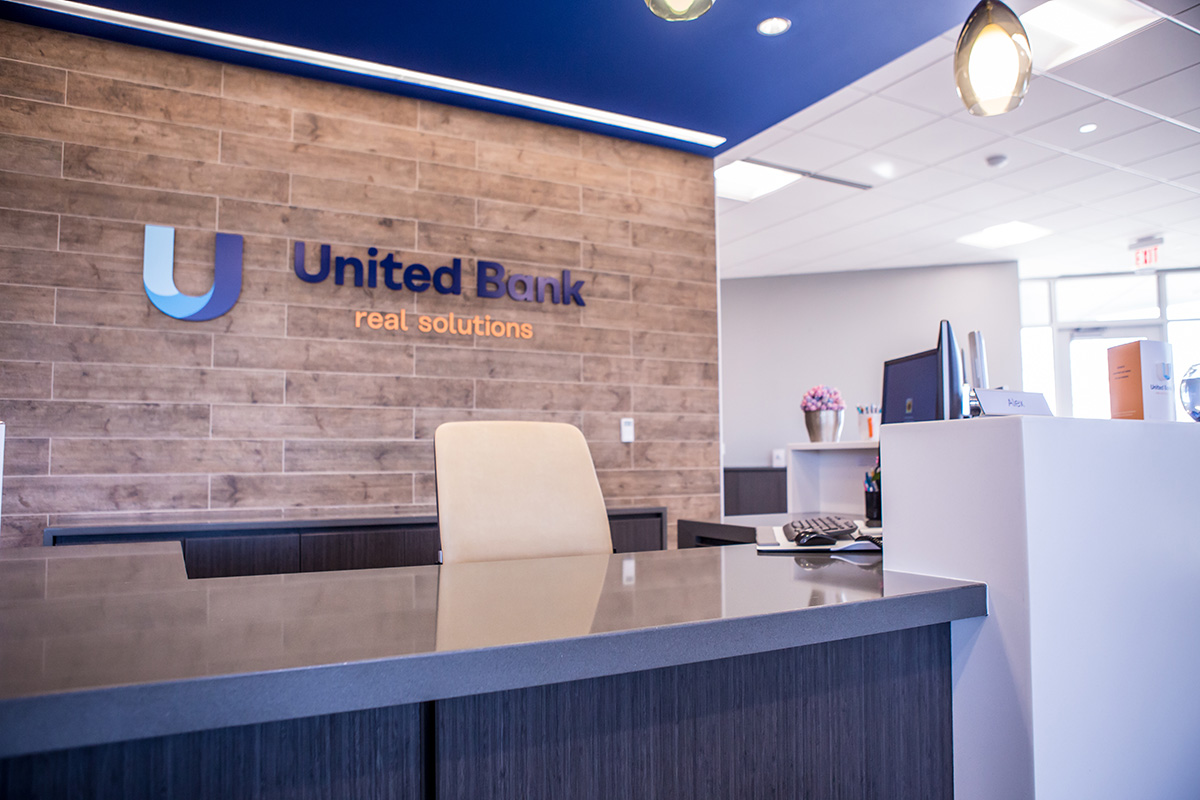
top-left (974, 389), bottom-right (1054, 417)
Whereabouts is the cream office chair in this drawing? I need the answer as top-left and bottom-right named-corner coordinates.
top-left (432, 421), bottom-right (613, 564)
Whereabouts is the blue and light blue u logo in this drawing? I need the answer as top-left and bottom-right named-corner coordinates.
top-left (143, 225), bottom-right (243, 321)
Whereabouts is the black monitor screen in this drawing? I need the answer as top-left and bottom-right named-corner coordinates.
top-left (882, 349), bottom-right (938, 424)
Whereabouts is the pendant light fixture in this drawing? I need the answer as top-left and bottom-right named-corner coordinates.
top-left (645, 0), bottom-right (714, 22)
top-left (953, 0), bottom-right (1033, 116)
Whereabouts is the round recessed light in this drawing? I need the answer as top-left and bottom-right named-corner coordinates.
top-left (1079, 123), bottom-right (1099, 134)
top-left (757, 17), bottom-right (791, 35)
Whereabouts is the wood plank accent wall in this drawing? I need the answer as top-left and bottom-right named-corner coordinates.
top-left (0, 20), bottom-right (720, 548)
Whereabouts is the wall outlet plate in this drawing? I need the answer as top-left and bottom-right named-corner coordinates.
top-left (771, 448), bottom-right (786, 468)
top-left (620, 417), bottom-right (635, 443)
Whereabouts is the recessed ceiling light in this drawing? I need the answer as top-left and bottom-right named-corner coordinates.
top-left (715, 161), bottom-right (802, 202)
top-left (12, 0), bottom-right (727, 148)
top-left (1078, 123), bottom-right (1099, 134)
top-left (957, 221), bottom-right (1051, 249)
top-left (757, 17), bottom-right (791, 36)
top-left (1020, 0), bottom-right (1158, 71)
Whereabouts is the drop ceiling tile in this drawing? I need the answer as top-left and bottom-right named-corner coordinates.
top-left (776, 87), bottom-right (870, 132)
top-left (877, 57), bottom-right (964, 116)
top-left (802, 96), bottom-right (941, 150)
top-left (1176, 5), bottom-right (1200, 27)
top-left (1129, 143), bottom-right (1200, 180)
top-left (1044, 169), bottom-right (1159, 204)
top-left (1088, 182), bottom-right (1200, 215)
top-left (821, 151), bottom-right (925, 186)
top-left (1069, 217), bottom-right (1168, 245)
top-left (938, 137), bottom-right (1060, 179)
top-left (1026, 205), bottom-right (1122, 234)
top-left (1052, 21), bottom-right (1200, 97)
top-left (754, 131), bottom-right (863, 173)
top-left (1079, 122), bottom-right (1200, 167)
top-left (877, 118), bottom-right (1005, 165)
top-left (1129, 194), bottom-right (1200, 226)
top-left (984, 193), bottom-right (1078, 223)
top-left (926, 180), bottom-right (1033, 215)
top-left (1176, 170), bottom-right (1200, 190)
top-left (715, 125), bottom-right (797, 167)
top-left (1138, 0), bottom-right (1199, 14)
top-left (872, 166), bottom-right (979, 202)
top-left (991, 154), bottom-right (1110, 193)
top-left (1178, 108), bottom-right (1200, 127)
top-left (1018, 101), bottom-right (1157, 151)
top-left (1118, 63), bottom-right (1200, 118)
top-left (717, 178), bottom-right (859, 244)
top-left (962, 76), bottom-right (1101, 136)
top-left (855, 35), bottom-right (955, 93)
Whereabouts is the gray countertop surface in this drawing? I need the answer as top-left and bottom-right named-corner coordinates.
top-left (0, 541), bottom-right (986, 758)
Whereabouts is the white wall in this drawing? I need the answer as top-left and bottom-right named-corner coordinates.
top-left (720, 261), bottom-right (1021, 466)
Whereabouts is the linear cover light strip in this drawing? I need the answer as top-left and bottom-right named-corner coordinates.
top-left (13, 0), bottom-right (727, 148)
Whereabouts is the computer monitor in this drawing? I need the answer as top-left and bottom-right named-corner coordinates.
top-left (881, 320), bottom-right (966, 424)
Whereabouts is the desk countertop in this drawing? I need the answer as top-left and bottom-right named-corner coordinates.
top-left (0, 542), bottom-right (985, 758)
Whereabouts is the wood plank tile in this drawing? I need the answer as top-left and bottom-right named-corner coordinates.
top-left (293, 111), bottom-right (476, 167)
top-left (3, 474), bottom-right (209, 514)
top-left (588, 440), bottom-right (632, 471)
top-left (477, 143), bottom-right (629, 191)
top-left (0, 285), bottom-right (54, 323)
top-left (57, 217), bottom-right (286, 268)
top-left (218, 199), bottom-right (416, 251)
top-left (0, 208), bottom-right (57, 249)
top-left (54, 288), bottom-right (286, 337)
top-left (210, 405), bottom-right (413, 440)
top-left (280, 502), bottom-right (432, 520)
top-left (213, 335), bottom-right (414, 375)
top-left (582, 412), bottom-right (719, 442)
top-left (596, 468), bottom-right (720, 497)
top-left (0, 172), bottom-right (216, 228)
top-left (241, 262), bottom-right (422, 307)
top-left (0, 21), bottom-right (223, 93)
top-left (630, 221), bottom-right (715, 258)
top-left (284, 440), bottom-right (433, 473)
top-left (582, 188), bottom-right (714, 233)
top-left (0, 323), bottom-right (212, 367)
top-left (290, 175), bottom-right (475, 226)
top-left (0, 361), bottom-right (52, 398)
top-left (412, 408), bottom-right (583, 439)
top-left (220, 132), bottom-right (417, 190)
top-left (4, 438), bottom-right (49, 476)
top-left (419, 102), bottom-right (581, 156)
top-left (0, 97), bottom-right (220, 160)
top-left (0, 133), bottom-right (61, 177)
top-left (49, 508), bottom-right (284, 529)
top-left (631, 275), bottom-right (717, 310)
top-left (582, 243), bottom-right (715, 284)
top-left (63, 144), bottom-right (289, 203)
top-left (53, 364), bottom-right (285, 404)
top-left (0, 399), bottom-right (211, 438)
top-left (285, 304), bottom-right (432, 342)
top-left (50, 438), bottom-right (283, 475)
top-left (418, 162), bottom-right (580, 212)
top-left (0, 248), bottom-right (139, 291)
top-left (631, 330), bottom-right (717, 361)
top-left (475, 380), bottom-right (631, 412)
top-left (630, 169), bottom-right (714, 209)
top-left (411, 283), bottom-right (585, 321)
top-left (67, 73), bottom-right (291, 138)
top-left (418, 222), bottom-right (580, 269)
top-left (478, 319), bottom-right (632, 356)
top-left (0, 58), bottom-right (65, 103)
top-left (414, 346), bottom-right (581, 381)
top-left (582, 356), bottom-right (718, 388)
top-left (633, 385), bottom-right (719, 415)
top-left (581, 299), bottom-right (716, 335)
top-left (0, 514), bottom-right (48, 547)
top-left (210, 473), bottom-right (412, 509)
top-left (413, 472), bottom-right (437, 505)
top-left (477, 200), bottom-right (630, 246)
top-left (580, 134), bottom-right (713, 183)
top-left (285, 372), bottom-right (475, 409)
top-left (221, 65), bottom-right (419, 128)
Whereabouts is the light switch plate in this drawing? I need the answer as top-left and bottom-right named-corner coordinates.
top-left (771, 448), bottom-right (786, 468)
top-left (620, 417), bottom-right (635, 443)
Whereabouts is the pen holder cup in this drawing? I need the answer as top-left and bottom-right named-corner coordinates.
top-left (857, 411), bottom-right (881, 441)
top-left (864, 490), bottom-right (882, 527)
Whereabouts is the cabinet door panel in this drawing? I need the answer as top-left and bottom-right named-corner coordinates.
top-left (184, 534), bottom-right (299, 578)
top-left (301, 526), bottom-right (441, 572)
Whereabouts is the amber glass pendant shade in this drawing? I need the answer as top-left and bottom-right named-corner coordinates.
top-left (954, 0), bottom-right (1033, 116)
top-left (645, 0), bottom-right (715, 22)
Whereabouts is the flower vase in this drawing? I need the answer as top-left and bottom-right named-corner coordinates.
top-left (804, 409), bottom-right (844, 443)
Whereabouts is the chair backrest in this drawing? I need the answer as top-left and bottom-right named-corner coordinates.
top-left (433, 421), bottom-right (613, 564)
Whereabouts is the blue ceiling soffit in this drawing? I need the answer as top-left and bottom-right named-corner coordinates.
top-left (1, 0), bottom-right (978, 155)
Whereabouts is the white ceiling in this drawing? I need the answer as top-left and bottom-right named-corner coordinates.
top-left (716, 0), bottom-right (1200, 280)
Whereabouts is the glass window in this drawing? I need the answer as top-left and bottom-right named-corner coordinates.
top-left (1165, 272), bottom-right (1200, 320)
top-left (1019, 280), bottom-right (1051, 326)
top-left (1168, 320), bottom-right (1200, 421)
top-left (1020, 326), bottom-right (1056, 414)
top-left (1056, 275), bottom-right (1158, 323)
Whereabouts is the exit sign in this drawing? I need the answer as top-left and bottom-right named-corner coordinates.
top-left (1135, 245), bottom-right (1159, 268)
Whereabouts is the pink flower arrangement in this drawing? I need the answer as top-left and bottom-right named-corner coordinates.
top-left (801, 384), bottom-right (845, 412)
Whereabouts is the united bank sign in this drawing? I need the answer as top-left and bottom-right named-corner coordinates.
top-left (142, 226), bottom-right (586, 330)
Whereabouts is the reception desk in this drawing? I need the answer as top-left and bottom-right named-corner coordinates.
top-left (0, 541), bottom-right (984, 799)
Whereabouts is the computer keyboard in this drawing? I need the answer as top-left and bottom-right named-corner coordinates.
top-left (782, 515), bottom-right (859, 544)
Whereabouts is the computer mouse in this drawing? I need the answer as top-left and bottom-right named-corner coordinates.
top-left (795, 531), bottom-right (838, 547)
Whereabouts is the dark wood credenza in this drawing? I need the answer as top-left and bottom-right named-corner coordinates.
top-left (43, 507), bottom-right (668, 578)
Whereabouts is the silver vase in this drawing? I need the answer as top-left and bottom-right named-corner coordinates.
top-left (804, 409), bottom-right (844, 443)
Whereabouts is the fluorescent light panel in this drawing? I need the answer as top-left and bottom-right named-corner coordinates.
top-left (14, 0), bottom-right (727, 148)
top-left (957, 221), bottom-right (1052, 249)
top-left (715, 161), bottom-right (803, 202)
top-left (1021, 0), bottom-right (1159, 71)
